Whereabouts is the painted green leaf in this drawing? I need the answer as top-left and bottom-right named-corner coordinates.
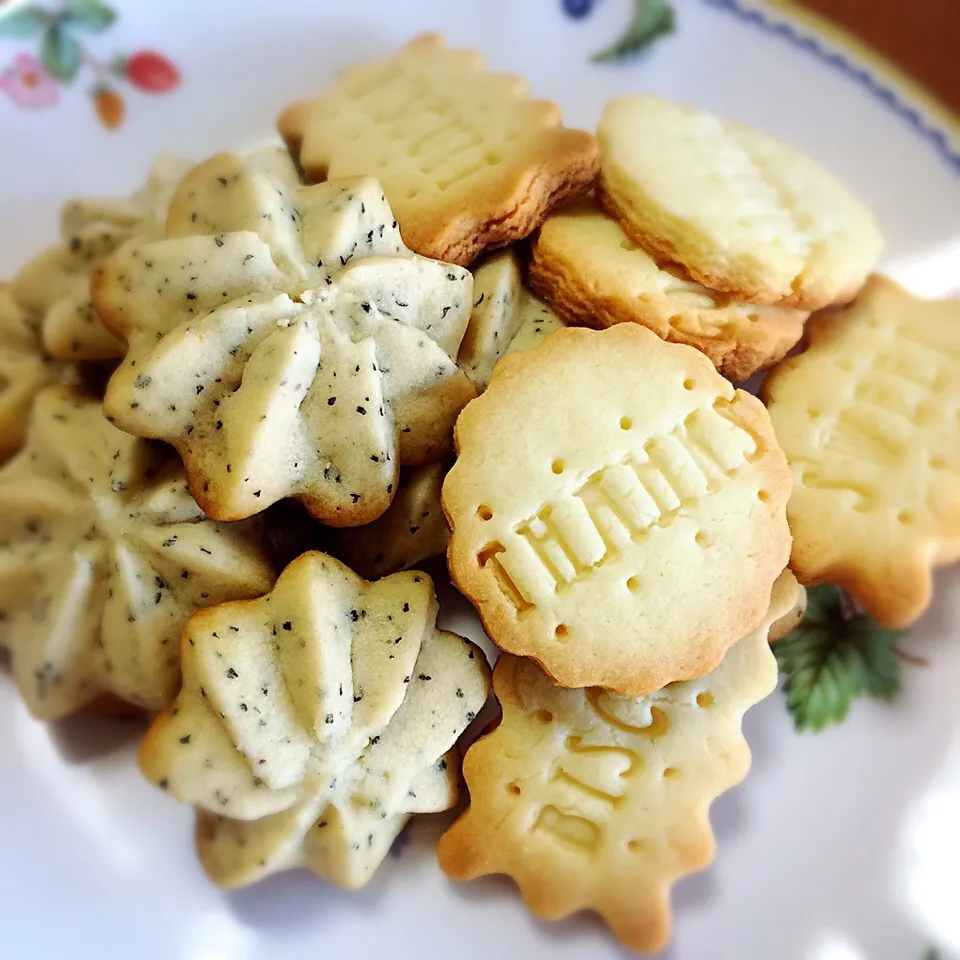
top-left (0, 5), bottom-right (50, 37)
top-left (40, 22), bottom-right (81, 83)
top-left (775, 584), bottom-right (904, 733)
top-left (65, 0), bottom-right (117, 33)
top-left (592, 0), bottom-right (675, 63)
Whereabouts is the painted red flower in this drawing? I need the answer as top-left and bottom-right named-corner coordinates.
top-left (125, 50), bottom-right (180, 93)
top-left (0, 52), bottom-right (59, 109)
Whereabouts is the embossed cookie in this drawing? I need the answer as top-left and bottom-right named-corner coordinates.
top-left (529, 202), bottom-right (807, 381)
top-left (762, 275), bottom-right (960, 627)
top-left (330, 462), bottom-right (450, 579)
top-left (139, 552), bottom-right (490, 889)
top-left (444, 324), bottom-right (791, 694)
top-left (278, 34), bottom-right (599, 266)
top-left (598, 96), bottom-right (882, 310)
top-left (93, 150), bottom-right (475, 524)
top-left (0, 285), bottom-right (63, 461)
top-left (0, 387), bottom-right (274, 720)
top-left (12, 154), bottom-right (191, 360)
top-left (438, 571), bottom-right (798, 953)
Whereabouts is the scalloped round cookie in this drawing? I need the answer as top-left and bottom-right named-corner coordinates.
top-left (443, 324), bottom-right (791, 694)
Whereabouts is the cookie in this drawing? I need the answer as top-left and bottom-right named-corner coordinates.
top-left (598, 96), bottom-right (882, 310)
top-left (93, 150), bottom-right (476, 524)
top-left (278, 33), bottom-right (599, 266)
top-left (11, 154), bottom-right (191, 361)
top-left (502, 290), bottom-right (565, 356)
top-left (0, 285), bottom-right (63, 461)
top-left (529, 201), bottom-right (807, 381)
top-left (438, 571), bottom-right (798, 953)
top-left (0, 386), bottom-right (275, 721)
top-left (139, 552), bottom-right (490, 889)
top-left (444, 323), bottom-right (791, 694)
top-left (329, 462), bottom-right (449, 579)
top-left (458, 251), bottom-right (569, 390)
top-left (458, 250), bottom-right (525, 389)
top-left (761, 275), bottom-right (960, 627)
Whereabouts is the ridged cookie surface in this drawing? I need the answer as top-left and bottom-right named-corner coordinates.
top-left (599, 96), bottom-right (882, 310)
top-left (279, 34), bottom-right (599, 266)
top-left (762, 275), bottom-right (960, 626)
top-left (439, 572), bottom-right (798, 953)
top-left (444, 324), bottom-right (792, 694)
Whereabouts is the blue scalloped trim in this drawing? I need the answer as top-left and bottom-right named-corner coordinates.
top-left (702, 0), bottom-right (960, 173)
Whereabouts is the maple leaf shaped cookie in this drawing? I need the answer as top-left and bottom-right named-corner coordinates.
top-left (438, 571), bottom-right (799, 954)
top-left (139, 552), bottom-right (491, 889)
top-left (762, 275), bottom-right (960, 626)
top-left (0, 387), bottom-right (275, 721)
top-left (92, 150), bottom-right (475, 524)
top-left (0, 285), bottom-right (64, 462)
top-left (11, 154), bottom-right (191, 361)
top-left (278, 34), bottom-right (599, 266)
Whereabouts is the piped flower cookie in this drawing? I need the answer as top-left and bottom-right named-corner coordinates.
top-left (92, 149), bottom-right (476, 524)
top-left (0, 386), bottom-right (275, 720)
top-left (139, 551), bottom-right (491, 889)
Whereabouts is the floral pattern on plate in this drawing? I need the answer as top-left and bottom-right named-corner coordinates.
top-left (0, 0), bottom-right (179, 128)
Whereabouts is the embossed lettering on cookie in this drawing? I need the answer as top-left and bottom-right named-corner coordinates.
top-left (443, 324), bottom-right (793, 695)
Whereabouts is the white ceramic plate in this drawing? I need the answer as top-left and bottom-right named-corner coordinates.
top-left (2, 1), bottom-right (959, 958)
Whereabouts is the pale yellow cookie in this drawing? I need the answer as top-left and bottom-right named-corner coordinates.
top-left (139, 552), bottom-right (490, 889)
top-left (0, 285), bottom-right (62, 461)
top-left (762, 275), bottom-right (960, 626)
top-left (458, 250), bottom-right (524, 389)
top-left (598, 96), bottom-right (882, 310)
top-left (93, 150), bottom-right (475, 524)
top-left (459, 250), bottom-right (568, 390)
top-left (438, 571), bottom-right (798, 953)
top-left (444, 324), bottom-right (791, 694)
top-left (329, 462), bottom-right (449, 579)
top-left (278, 34), bottom-right (599, 266)
top-left (529, 201), bottom-right (807, 381)
top-left (0, 386), bottom-right (274, 720)
top-left (11, 154), bottom-right (191, 360)
top-left (503, 290), bottom-right (566, 355)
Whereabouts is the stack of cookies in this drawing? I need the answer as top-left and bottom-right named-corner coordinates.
top-left (3, 31), bottom-right (959, 956)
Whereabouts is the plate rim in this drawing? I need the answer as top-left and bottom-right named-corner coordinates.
top-left (706, 0), bottom-right (960, 173)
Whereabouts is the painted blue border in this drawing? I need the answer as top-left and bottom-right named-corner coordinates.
top-left (702, 0), bottom-right (960, 174)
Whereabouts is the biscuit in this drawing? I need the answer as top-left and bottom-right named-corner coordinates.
top-left (438, 571), bottom-right (798, 953)
top-left (761, 275), bottom-right (960, 627)
top-left (0, 386), bottom-right (275, 721)
top-left (529, 201), bottom-right (807, 381)
top-left (458, 250), bottom-right (525, 389)
top-left (458, 251), bottom-right (568, 390)
top-left (598, 96), bottom-right (882, 310)
top-left (444, 324), bottom-right (791, 694)
top-left (329, 462), bottom-right (449, 579)
top-left (278, 34), bottom-right (599, 266)
top-left (12, 154), bottom-right (191, 360)
top-left (93, 150), bottom-right (476, 524)
top-left (0, 285), bottom-right (63, 461)
top-left (139, 552), bottom-right (490, 889)
top-left (502, 290), bottom-right (566, 356)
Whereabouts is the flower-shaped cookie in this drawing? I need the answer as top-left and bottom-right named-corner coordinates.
top-left (439, 571), bottom-right (799, 953)
top-left (0, 285), bottom-right (63, 461)
top-left (0, 387), bottom-right (275, 720)
top-left (92, 150), bottom-right (476, 524)
top-left (11, 154), bottom-right (191, 360)
top-left (139, 551), bottom-right (491, 889)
